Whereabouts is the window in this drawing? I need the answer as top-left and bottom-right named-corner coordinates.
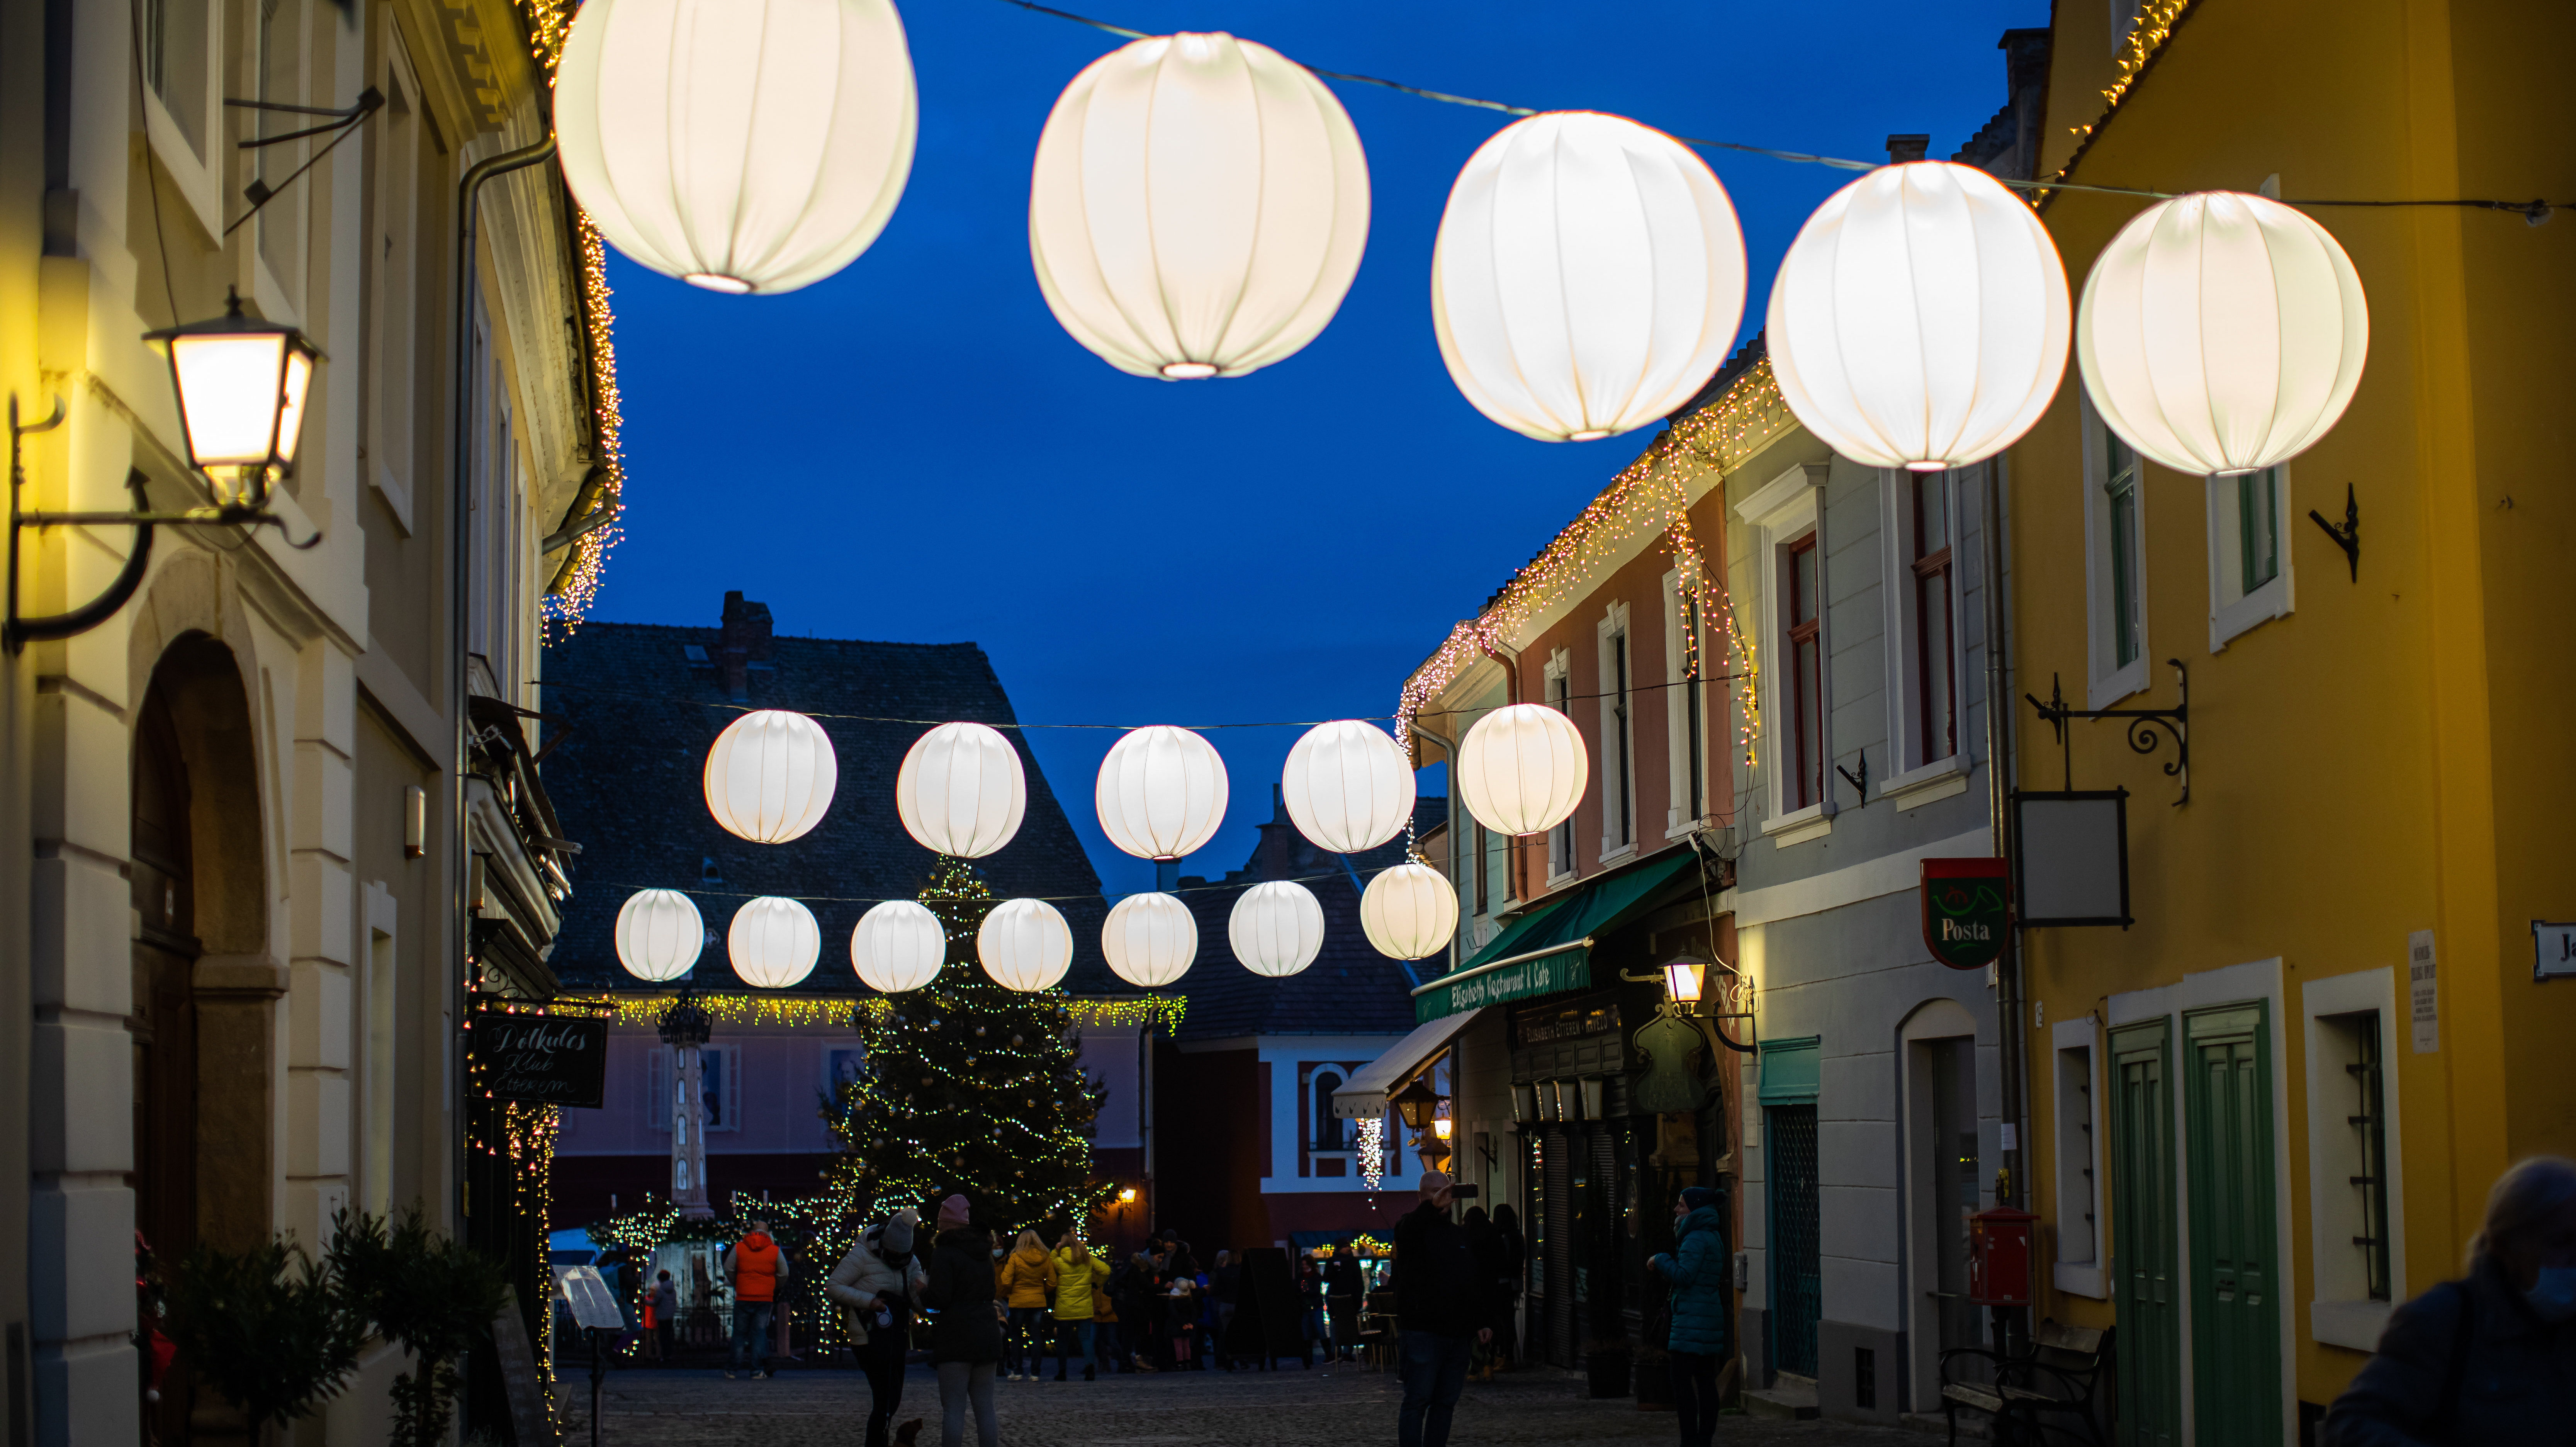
top-left (1545, 652), bottom-right (1574, 880)
top-left (2082, 399), bottom-right (2151, 707)
top-left (2054, 1043), bottom-right (2099, 1269)
top-left (1664, 571), bottom-right (1710, 836)
top-left (650, 1045), bottom-right (738, 1133)
top-left (2303, 970), bottom-right (2404, 1350)
top-left (2206, 461), bottom-right (2293, 649)
top-left (367, 44), bottom-right (427, 530)
top-left (1785, 533), bottom-right (1823, 811)
top-left (1911, 472), bottom-right (1957, 766)
top-left (255, 0), bottom-right (307, 293)
top-left (2107, 439), bottom-right (2143, 667)
top-left (143, 0), bottom-right (211, 156)
top-left (1313, 1072), bottom-right (1345, 1151)
top-left (2340, 1016), bottom-right (2391, 1301)
top-left (1596, 605), bottom-right (1634, 858)
top-left (1471, 817), bottom-right (1488, 916)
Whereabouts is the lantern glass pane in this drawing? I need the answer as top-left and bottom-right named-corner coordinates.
top-left (1666, 961), bottom-right (1703, 1003)
top-left (275, 346), bottom-right (314, 465)
top-left (168, 331), bottom-right (288, 468)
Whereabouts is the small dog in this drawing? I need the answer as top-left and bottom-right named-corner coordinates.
top-left (893, 1418), bottom-right (925, 1447)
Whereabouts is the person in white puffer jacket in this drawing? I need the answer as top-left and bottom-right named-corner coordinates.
top-left (829, 1208), bottom-right (930, 1447)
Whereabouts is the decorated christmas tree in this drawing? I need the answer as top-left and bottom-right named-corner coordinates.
top-left (823, 857), bottom-right (1107, 1235)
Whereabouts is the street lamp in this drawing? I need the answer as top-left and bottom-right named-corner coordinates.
top-left (1662, 953), bottom-right (1709, 1011)
top-left (1391, 1077), bottom-right (1440, 1132)
top-left (142, 287), bottom-right (321, 506)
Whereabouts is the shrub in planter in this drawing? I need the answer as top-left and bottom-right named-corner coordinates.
top-left (329, 1208), bottom-right (513, 1447)
top-left (164, 1235), bottom-right (368, 1439)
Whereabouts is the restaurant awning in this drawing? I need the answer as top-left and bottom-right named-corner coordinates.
top-left (1330, 1008), bottom-right (1489, 1120)
top-left (1408, 849), bottom-right (1702, 1024)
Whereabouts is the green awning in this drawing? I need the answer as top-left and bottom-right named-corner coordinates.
top-left (1412, 849), bottom-right (1702, 1023)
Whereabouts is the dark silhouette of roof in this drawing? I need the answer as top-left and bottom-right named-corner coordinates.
top-left (1167, 791), bottom-right (1448, 1041)
top-left (536, 591), bottom-right (1116, 995)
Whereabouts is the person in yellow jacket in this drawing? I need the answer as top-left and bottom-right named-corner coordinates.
top-left (1048, 1233), bottom-right (1112, 1382)
top-left (998, 1230), bottom-right (1055, 1381)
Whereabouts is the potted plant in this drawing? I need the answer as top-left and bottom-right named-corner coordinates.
top-left (1582, 1339), bottom-right (1633, 1399)
top-left (330, 1208), bottom-right (513, 1447)
top-left (164, 1233), bottom-right (368, 1441)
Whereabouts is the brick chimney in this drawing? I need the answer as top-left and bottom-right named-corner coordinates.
top-left (1887, 134), bottom-right (1931, 164)
top-left (1253, 782), bottom-right (1304, 881)
top-left (717, 591), bottom-right (774, 702)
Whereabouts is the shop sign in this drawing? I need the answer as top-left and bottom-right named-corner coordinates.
top-left (1513, 1000), bottom-right (1617, 1046)
top-left (1416, 947), bottom-right (1589, 1023)
top-left (476, 1016), bottom-right (610, 1107)
top-left (2534, 921), bottom-right (2576, 982)
top-left (1922, 858), bottom-right (2009, 970)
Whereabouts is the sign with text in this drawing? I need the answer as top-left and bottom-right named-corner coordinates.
top-left (1922, 858), bottom-right (2009, 970)
top-left (2410, 929), bottom-right (2439, 1052)
top-left (2534, 921), bottom-right (2576, 982)
top-left (477, 1016), bottom-right (610, 1107)
top-left (1415, 947), bottom-right (1589, 1024)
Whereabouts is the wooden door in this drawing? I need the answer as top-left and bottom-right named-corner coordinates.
top-left (2109, 1019), bottom-right (2179, 1447)
top-left (131, 686), bottom-right (198, 1444)
top-left (2186, 1004), bottom-right (2280, 1447)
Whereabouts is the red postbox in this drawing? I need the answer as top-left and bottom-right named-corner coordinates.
top-left (1967, 1205), bottom-right (2038, 1306)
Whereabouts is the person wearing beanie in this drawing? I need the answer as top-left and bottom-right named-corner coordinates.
top-left (1651, 1186), bottom-right (1732, 1447)
top-left (1391, 1171), bottom-right (1494, 1447)
top-left (827, 1208), bottom-right (930, 1447)
top-left (919, 1194), bottom-right (1005, 1447)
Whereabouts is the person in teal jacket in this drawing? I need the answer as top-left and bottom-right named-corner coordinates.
top-left (1650, 1186), bottom-right (1730, 1447)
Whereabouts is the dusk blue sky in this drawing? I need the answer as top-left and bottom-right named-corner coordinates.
top-left (587, 0), bottom-right (2042, 897)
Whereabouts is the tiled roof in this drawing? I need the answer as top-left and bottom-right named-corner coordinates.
top-left (535, 593), bottom-right (1116, 996)
top-left (1166, 792), bottom-right (1448, 1041)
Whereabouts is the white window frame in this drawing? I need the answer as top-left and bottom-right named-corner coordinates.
top-left (1662, 569), bottom-right (1714, 839)
top-left (139, 0), bottom-right (228, 239)
top-left (1737, 462), bottom-right (1834, 845)
top-left (246, 0), bottom-right (312, 318)
top-left (1542, 649), bottom-right (1576, 886)
top-left (365, 32), bottom-right (426, 533)
top-left (2206, 462), bottom-right (2294, 650)
top-left (2082, 397), bottom-right (2152, 708)
top-left (2050, 1016), bottom-right (2106, 1298)
top-left (1595, 602), bottom-right (1637, 864)
top-left (2302, 968), bottom-right (2405, 1352)
top-left (1879, 468), bottom-right (1970, 796)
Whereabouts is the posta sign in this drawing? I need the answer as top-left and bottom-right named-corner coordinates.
top-left (1922, 858), bottom-right (2009, 970)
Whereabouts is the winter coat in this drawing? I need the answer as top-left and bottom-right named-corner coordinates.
top-left (824, 1225), bottom-right (928, 1345)
top-left (2321, 1254), bottom-right (2576, 1446)
top-left (1651, 1205), bottom-right (1732, 1356)
top-left (1000, 1243), bottom-right (1056, 1309)
top-left (920, 1228), bottom-right (1007, 1365)
top-left (722, 1232), bottom-right (789, 1303)
top-left (1392, 1202), bottom-right (1493, 1339)
top-left (1051, 1248), bottom-right (1109, 1321)
top-left (648, 1279), bottom-right (678, 1324)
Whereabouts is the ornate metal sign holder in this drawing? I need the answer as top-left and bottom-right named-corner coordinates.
top-left (2025, 660), bottom-right (2191, 806)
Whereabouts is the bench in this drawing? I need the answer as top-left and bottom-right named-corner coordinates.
top-left (1940, 1319), bottom-right (2112, 1447)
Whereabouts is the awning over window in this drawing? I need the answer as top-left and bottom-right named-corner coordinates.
top-left (1408, 849), bottom-right (1702, 1024)
top-left (1330, 1008), bottom-right (1488, 1120)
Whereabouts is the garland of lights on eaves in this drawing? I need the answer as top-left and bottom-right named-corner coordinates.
top-left (587, 991), bottom-right (1188, 1034)
top-left (1396, 358), bottom-right (1790, 769)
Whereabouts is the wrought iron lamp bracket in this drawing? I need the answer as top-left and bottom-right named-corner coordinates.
top-left (2025, 660), bottom-right (2192, 805)
top-left (2308, 483), bottom-right (2360, 582)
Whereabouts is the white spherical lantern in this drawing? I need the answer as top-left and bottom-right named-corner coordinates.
top-left (1102, 892), bottom-right (1197, 988)
top-left (1095, 726), bottom-right (1229, 861)
top-left (1360, 863), bottom-right (1459, 963)
top-left (2077, 190), bottom-right (2368, 477)
top-left (704, 709), bottom-right (837, 843)
top-left (1456, 703), bottom-right (1589, 837)
top-left (1281, 721), bottom-right (1415, 855)
top-left (977, 898), bottom-right (1073, 992)
top-left (1431, 111), bottom-right (1748, 442)
top-left (727, 896), bottom-right (821, 989)
top-left (1229, 880), bottom-right (1324, 978)
top-left (555, 0), bottom-right (917, 295)
top-left (1029, 31), bottom-right (1370, 380)
top-left (895, 722), bottom-right (1027, 859)
top-left (851, 899), bottom-right (945, 993)
top-left (615, 888), bottom-right (706, 982)
top-left (1767, 160), bottom-right (2070, 470)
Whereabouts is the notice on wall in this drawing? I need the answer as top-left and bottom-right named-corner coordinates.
top-left (2409, 929), bottom-right (2440, 1054)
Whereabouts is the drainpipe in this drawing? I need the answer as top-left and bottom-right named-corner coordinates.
top-left (1982, 457), bottom-right (2027, 1218)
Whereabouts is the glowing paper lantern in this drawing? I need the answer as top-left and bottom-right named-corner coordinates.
top-left (1229, 880), bottom-right (1324, 978)
top-left (1360, 863), bottom-right (1459, 963)
top-left (977, 898), bottom-right (1073, 992)
top-left (728, 896), bottom-right (821, 989)
top-left (1767, 160), bottom-right (2070, 470)
top-left (555, 0), bottom-right (917, 294)
top-left (1102, 892), bottom-right (1197, 988)
top-left (1456, 703), bottom-right (1588, 837)
top-left (1096, 726), bottom-right (1228, 861)
top-left (1431, 111), bottom-right (1747, 442)
top-left (1281, 721), bottom-right (1415, 854)
top-left (851, 899), bottom-right (945, 993)
top-left (704, 709), bottom-right (837, 843)
top-left (895, 722), bottom-right (1027, 859)
top-left (2077, 190), bottom-right (2368, 477)
top-left (615, 888), bottom-right (705, 982)
top-left (1029, 31), bottom-right (1370, 379)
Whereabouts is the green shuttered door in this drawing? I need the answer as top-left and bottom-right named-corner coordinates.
top-left (2185, 1003), bottom-right (2280, 1447)
top-left (2109, 1019), bottom-right (2180, 1447)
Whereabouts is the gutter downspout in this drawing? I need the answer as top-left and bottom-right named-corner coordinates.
top-left (1982, 456), bottom-right (2026, 1217)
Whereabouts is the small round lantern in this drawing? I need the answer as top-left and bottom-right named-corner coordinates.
top-left (1102, 892), bottom-right (1197, 988)
top-left (1281, 720), bottom-right (1415, 855)
top-left (1096, 725), bottom-right (1229, 861)
top-left (704, 709), bottom-right (837, 843)
top-left (1456, 703), bottom-right (1588, 837)
top-left (728, 895), bottom-right (821, 989)
top-left (1359, 863), bottom-right (1459, 962)
top-left (978, 898), bottom-right (1073, 992)
top-left (615, 888), bottom-right (706, 982)
top-left (895, 721), bottom-right (1027, 859)
top-left (851, 898), bottom-right (946, 993)
top-left (1229, 880), bottom-right (1324, 978)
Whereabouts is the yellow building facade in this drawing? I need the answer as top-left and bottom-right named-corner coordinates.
top-left (2007, 0), bottom-right (2576, 1440)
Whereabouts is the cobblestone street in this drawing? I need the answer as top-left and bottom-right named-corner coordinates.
top-left (565, 1362), bottom-right (1922, 1447)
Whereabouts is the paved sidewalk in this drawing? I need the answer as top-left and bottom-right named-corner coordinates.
top-left (565, 1360), bottom-right (1923, 1446)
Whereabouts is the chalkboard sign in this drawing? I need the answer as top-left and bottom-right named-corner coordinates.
top-left (1221, 1247), bottom-right (1309, 1369)
top-left (490, 1286), bottom-right (558, 1447)
top-left (477, 1016), bottom-right (609, 1107)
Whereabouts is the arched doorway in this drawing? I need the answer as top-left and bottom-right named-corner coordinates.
top-left (131, 670), bottom-right (198, 1443)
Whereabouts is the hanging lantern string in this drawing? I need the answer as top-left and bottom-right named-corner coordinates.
top-left (534, 673), bottom-right (1744, 731)
top-left (594, 861), bottom-right (1406, 907)
top-left (995, 0), bottom-right (2569, 219)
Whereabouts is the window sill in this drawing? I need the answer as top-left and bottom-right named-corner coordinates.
top-left (1544, 870), bottom-right (1578, 892)
top-left (2052, 1261), bottom-right (2108, 1300)
top-left (2087, 658), bottom-right (2150, 712)
top-left (1763, 800), bottom-right (1836, 849)
top-left (2210, 580), bottom-right (2291, 651)
top-left (1596, 842), bottom-right (1637, 867)
top-left (1882, 759), bottom-right (1970, 810)
top-left (2311, 1299), bottom-right (2391, 1354)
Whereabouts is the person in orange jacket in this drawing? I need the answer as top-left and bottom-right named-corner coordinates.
top-left (722, 1218), bottom-right (792, 1379)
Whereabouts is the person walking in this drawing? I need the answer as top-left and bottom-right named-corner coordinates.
top-left (1211, 1250), bottom-right (1241, 1367)
top-left (921, 1196), bottom-right (1005, 1447)
top-left (1325, 1245), bottom-right (1365, 1362)
top-left (826, 1207), bottom-right (929, 1447)
top-left (1461, 1209), bottom-right (1506, 1381)
top-left (720, 1218), bottom-right (790, 1379)
top-left (2323, 1156), bottom-right (2576, 1444)
top-left (1392, 1172), bottom-right (1493, 1447)
top-left (1297, 1254), bottom-right (1327, 1363)
top-left (645, 1269), bottom-right (678, 1362)
top-left (1049, 1232), bottom-right (1109, 1381)
top-left (998, 1230), bottom-right (1055, 1382)
top-left (1490, 1204), bottom-right (1526, 1371)
top-left (1649, 1187), bottom-right (1731, 1447)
